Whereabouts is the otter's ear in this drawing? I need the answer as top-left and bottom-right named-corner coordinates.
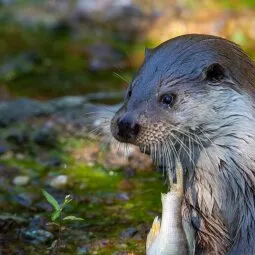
top-left (144, 47), bottom-right (153, 60)
top-left (204, 63), bottom-right (226, 83)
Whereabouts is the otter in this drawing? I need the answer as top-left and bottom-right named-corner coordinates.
top-left (110, 34), bottom-right (255, 254)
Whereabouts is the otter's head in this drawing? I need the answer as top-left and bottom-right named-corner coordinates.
top-left (111, 34), bottom-right (255, 169)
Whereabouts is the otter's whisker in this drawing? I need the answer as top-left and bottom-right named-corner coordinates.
top-left (174, 129), bottom-right (212, 170)
top-left (87, 126), bottom-right (106, 136)
top-left (162, 142), bottom-right (168, 175)
top-left (113, 72), bottom-right (130, 84)
top-left (116, 141), bottom-right (122, 154)
top-left (170, 133), bottom-right (196, 168)
top-left (166, 134), bottom-right (179, 169)
top-left (150, 143), bottom-right (154, 161)
top-left (162, 137), bottom-right (177, 178)
top-left (150, 143), bottom-right (156, 166)
top-left (152, 142), bottom-right (158, 168)
top-left (123, 143), bottom-right (130, 158)
top-left (180, 129), bottom-right (218, 170)
top-left (164, 143), bottom-right (172, 178)
top-left (82, 111), bottom-right (115, 117)
top-left (157, 142), bottom-right (162, 168)
top-left (155, 143), bottom-right (159, 166)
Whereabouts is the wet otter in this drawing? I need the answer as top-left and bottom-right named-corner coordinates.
top-left (110, 34), bottom-right (255, 254)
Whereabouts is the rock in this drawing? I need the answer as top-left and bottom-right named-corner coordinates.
top-left (0, 96), bottom-right (120, 129)
top-left (0, 213), bottom-right (28, 232)
top-left (13, 5), bottom-right (66, 29)
top-left (77, 246), bottom-right (90, 255)
top-left (13, 176), bottom-right (30, 186)
top-left (22, 229), bottom-right (53, 244)
top-left (75, 0), bottom-right (152, 42)
top-left (75, 0), bottom-right (145, 24)
top-left (116, 192), bottom-right (129, 201)
top-left (49, 175), bottom-right (68, 188)
top-left (86, 92), bottom-right (125, 103)
top-left (75, 0), bottom-right (132, 19)
top-left (14, 192), bottom-right (38, 207)
top-left (120, 227), bottom-right (138, 238)
top-left (49, 96), bottom-right (88, 111)
top-left (89, 1), bottom-right (155, 39)
top-left (29, 215), bottom-right (47, 229)
top-left (0, 213), bottom-right (27, 225)
top-left (41, 156), bottom-right (62, 168)
top-left (33, 123), bottom-right (57, 147)
top-left (84, 43), bottom-right (127, 71)
top-left (6, 129), bottom-right (29, 146)
top-left (34, 201), bottom-right (53, 212)
top-left (0, 98), bottom-right (53, 127)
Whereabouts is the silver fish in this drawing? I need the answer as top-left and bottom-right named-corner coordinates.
top-left (146, 166), bottom-right (195, 255)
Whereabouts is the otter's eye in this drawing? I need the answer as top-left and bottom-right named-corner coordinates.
top-left (161, 94), bottom-right (175, 107)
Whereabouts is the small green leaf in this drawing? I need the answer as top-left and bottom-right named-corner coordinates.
top-left (63, 215), bottom-right (84, 221)
top-left (42, 190), bottom-right (60, 212)
top-left (51, 210), bottom-right (61, 222)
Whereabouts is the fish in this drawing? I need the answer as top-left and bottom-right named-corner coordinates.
top-left (146, 165), bottom-right (195, 255)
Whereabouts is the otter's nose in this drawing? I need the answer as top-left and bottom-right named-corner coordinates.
top-left (117, 114), bottom-right (140, 141)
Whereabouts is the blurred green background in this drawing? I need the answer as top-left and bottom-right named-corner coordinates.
top-left (1, 0), bottom-right (255, 254)
top-left (2, 0), bottom-right (255, 101)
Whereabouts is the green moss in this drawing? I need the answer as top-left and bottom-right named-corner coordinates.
top-left (0, 14), bottom-right (137, 100)
top-left (67, 163), bottom-right (121, 191)
top-left (0, 157), bottom-right (45, 175)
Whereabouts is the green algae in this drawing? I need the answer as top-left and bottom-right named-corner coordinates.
top-left (0, 133), bottom-right (167, 254)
